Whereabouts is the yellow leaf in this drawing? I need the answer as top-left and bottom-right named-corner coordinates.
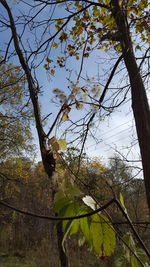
top-left (50, 69), bottom-right (55, 75)
top-left (59, 32), bottom-right (68, 42)
top-left (46, 58), bottom-right (53, 63)
top-left (75, 99), bottom-right (83, 110)
top-left (52, 42), bottom-right (59, 48)
top-left (44, 64), bottom-right (50, 70)
top-left (62, 112), bottom-right (69, 121)
top-left (58, 139), bottom-right (67, 150)
top-left (93, 9), bottom-right (100, 17)
top-left (55, 25), bottom-right (60, 31)
top-left (76, 26), bottom-right (84, 36)
top-left (56, 19), bottom-right (64, 25)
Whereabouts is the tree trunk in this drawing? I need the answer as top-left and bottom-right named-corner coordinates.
top-left (111, 0), bottom-right (150, 211)
top-left (56, 222), bottom-right (70, 267)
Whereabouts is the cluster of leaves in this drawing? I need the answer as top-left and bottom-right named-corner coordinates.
top-left (0, 157), bottom-right (32, 199)
top-left (52, 79), bottom-right (101, 126)
top-left (54, 191), bottom-right (116, 258)
top-left (53, 189), bottom-right (149, 266)
top-left (42, 0), bottom-right (149, 74)
top-left (115, 232), bottom-right (149, 267)
top-left (47, 136), bottom-right (67, 159)
top-left (52, 151), bottom-right (150, 266)
top-left (0, 58), bottom-right (33, 160)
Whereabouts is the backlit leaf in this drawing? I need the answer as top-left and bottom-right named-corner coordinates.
top-left (46, 58), bottom-right (53, 63)
top-left (80, 215), bottom-right (91, 242)
top-left (62, 112), bottom-right (69, 121)
top-left (57, 139), bottom-right (67, 150)
top-left (50, 69), bottom-right (55, 75)
top-left (52, 42), bottom-right (59, 48)
top-left (120, 193), bottom-right (126, 210)
top-left (90, 214), bottom-right (116, 257)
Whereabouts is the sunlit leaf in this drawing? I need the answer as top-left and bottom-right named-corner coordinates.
top-left (80, 215), bottom-right (91, 242)
top-left (46, 58), bottom-right (53, 63)
top-left (56, 19), bottom-right (64, 25)
top-left (57, 139), bottom-right (67, 150)
top-left (90, 214), bottom-right (116, 257)
top-left (52, 42), bottom-right (59, 48)
top-left (119, 193), bottom-right (126, 210)
top-left (62, 203), bottom-right (81, 231)
top-left (43, 64), bottom-right (50, 70)
top-left (59, 32), bottom-right (68, 42)
top-left (62, 112), bottom-right (69, 121)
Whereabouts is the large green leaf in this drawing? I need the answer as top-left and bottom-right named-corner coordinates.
top-left (80, 215), bottom-right (91, 243)
top-left (54, 191), bottom-right (71, 213)
top-left (131, 256), bottom-right (140, 267)
top-left (61, 202), bottom-right (83, 252)
top-left (62, 202), bottom-right (81, 232)
top-left (114, 254), bottom-right (127, 267)
top-left (90, 214), bottom-right (116, 257)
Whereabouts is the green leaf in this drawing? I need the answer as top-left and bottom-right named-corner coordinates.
top-left (120, 232), bottom-right (149, 266)
top-left (62, 202), bottom-right (80, 232)
top-left (114, 254), bottom-right (126, 267)
top-left (80, 215), bottom-right (91, 242)
top-left (54, 191), bottom-right (70, 213)
top-left (123, 232), bottom-right (135, 250)
top-left (69, 218), bottom-right (80, 235)
top-left (61, 202), bottom-right (82, 252)
top-left (59, 32), bottom-right (68, 42)
top-left (136, 248), bottom-right (149, 267)
top-left (62, 216), bottom-right (80, 252)
top-left (131, 256), bottom-right (140, 267)
top-left (65, 183), bottom-right (82, 199)
top-left (90, 214), bottom-right (116, 257)
top-left (119, 193), bottom-right (126, 210)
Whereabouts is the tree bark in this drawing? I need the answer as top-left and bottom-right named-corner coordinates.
top-left (56, 222), bottom-right (70, 267)
top-left (111, 0), bottom-right (150, 211)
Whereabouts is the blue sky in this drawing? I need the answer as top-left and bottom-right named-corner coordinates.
top-left (0, 0), bottom-right (146, 174)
